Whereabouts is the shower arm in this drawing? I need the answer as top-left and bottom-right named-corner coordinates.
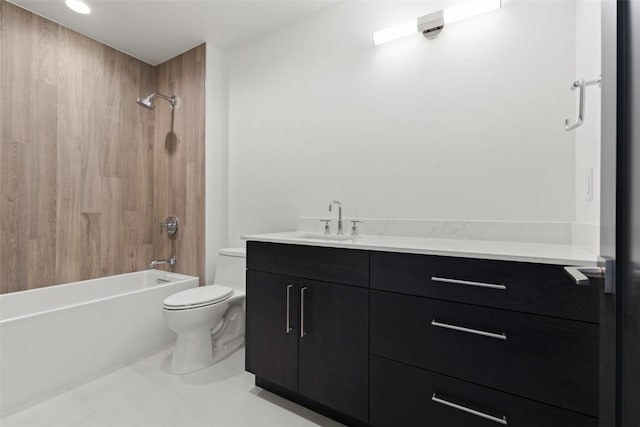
top-left (149, 92), bottom-right (177, 107)
top-left (152, 93), bottom-right (174, 102)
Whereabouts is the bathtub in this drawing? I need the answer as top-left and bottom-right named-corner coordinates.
top-left (0, 270), bottom-right (198, 412)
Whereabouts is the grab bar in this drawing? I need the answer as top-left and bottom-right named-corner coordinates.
top-left (565, 75), bottom-right (601, 131)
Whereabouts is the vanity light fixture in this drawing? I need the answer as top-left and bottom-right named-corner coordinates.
top-left (372, 0), bottom-right (501, 46)
top-left (65, 0), bottom-right (91, 15)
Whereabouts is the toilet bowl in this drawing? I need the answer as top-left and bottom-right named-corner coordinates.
top-left (162, 248), bottom-right (246, 375)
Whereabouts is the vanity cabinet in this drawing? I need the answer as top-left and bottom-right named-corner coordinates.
top-left (370, 290), bottom-right (598, 416)
top-left (246, 242), bottom-right (369, 423)
top-left (245, 240), bottom-right (599, 427)
top-left (369, 251), bottom-right (599, 426)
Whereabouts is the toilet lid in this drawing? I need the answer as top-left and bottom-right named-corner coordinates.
top-left (219, 247), bottom-right (246, 258)
top-left (163, 285), bottom-right (233, 310)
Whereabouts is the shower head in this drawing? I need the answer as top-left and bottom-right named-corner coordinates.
top-left (136, 95), bottom-right (154, 110)
top-left (136, 92), bottom-right (177, 110)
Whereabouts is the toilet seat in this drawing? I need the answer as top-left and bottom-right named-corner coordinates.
top-left (163, 285), bottom-right (233, 311)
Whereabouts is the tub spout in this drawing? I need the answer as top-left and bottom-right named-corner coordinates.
top-left (148, 255), bottom-right (176, 269)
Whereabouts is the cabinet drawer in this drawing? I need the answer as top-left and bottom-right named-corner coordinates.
top-left (370, 291), bottom-right (598, 416)
top-left (370, 356), bottom-right (597, 427)
top-left (370, 251), bottom-right (598, 322)
top-left (247, 241), bottom-right (369, 287)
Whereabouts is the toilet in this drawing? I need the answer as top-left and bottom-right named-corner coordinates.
top-left (162, 248), bottom-right (246, 375)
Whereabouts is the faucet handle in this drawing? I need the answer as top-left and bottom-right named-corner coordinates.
top-left (350, 220), bottom-right (363, 236)
top-left (319, 219), bottom-right (331, 234)
top-left (160, 216), bottom-right (178, 237)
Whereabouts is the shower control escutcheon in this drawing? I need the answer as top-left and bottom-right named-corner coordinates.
top-left (160, 216), bottom-right (178, 237)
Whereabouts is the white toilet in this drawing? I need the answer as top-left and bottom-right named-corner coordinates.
top-left (162, 248), bottom-right (246, 375)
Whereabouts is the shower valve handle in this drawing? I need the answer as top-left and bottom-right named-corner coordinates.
top-left (160, 216), bottom-right (178, 237)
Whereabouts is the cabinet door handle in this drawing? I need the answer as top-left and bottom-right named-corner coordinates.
top-left (431, 319), bottom-right (507, 340)
top-left (432, 393), bottom-right (508, 425)
top-left (431, 276), bottom-right (507, 290)
top-left (300, 287), bottom-right (308, 338)
top-left (285, 284), bottom-right (293, 334)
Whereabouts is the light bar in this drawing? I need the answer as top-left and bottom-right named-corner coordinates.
top-left (444, 0), bottom-right (502, 24)
top-left (372, 0), bottom-right (501, 46)
top-left (372, 18), bottom-right (419, 46)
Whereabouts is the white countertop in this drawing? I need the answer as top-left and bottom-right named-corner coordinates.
top-left (242, 231), bottom-right (598, 266)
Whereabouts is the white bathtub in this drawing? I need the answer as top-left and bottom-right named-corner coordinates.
top-left (0, 270), bottom-right (198, 412)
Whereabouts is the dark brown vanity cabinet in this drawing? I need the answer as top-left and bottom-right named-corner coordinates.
top-left (245, 241), bottom-right (599, 427)
top-left (369, 251), bottom-right (599, 427)
top-left (245, 242), bottom-right (369, 423)
top-left (370, 290), bottom-right (598, 416)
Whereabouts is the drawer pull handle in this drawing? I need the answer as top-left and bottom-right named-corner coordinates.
top-left (300, 287), bottom-right (308, 338)
top-left (431, 276), bottom-right (507, 290)
top-left (431, 319), bottom-right (507, 340)
top-left (432, 393), bottom-right (508, 425)
top-left (285, 284), bottom-right (293, 334)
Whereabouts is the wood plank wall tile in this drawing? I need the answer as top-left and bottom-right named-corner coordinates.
top-left (0, 1), bottom-right (205, 294)
top-left (2, 1), bottom-right (35, 293)
top-left (153, 45), bottom-right (206, 284)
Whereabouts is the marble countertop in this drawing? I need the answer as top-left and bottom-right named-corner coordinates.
top-left (241, 231), bottom-right (598, 266)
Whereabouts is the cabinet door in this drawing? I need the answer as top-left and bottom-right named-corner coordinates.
top-left (246, 270), bottom-right (299, 392)
top-left (298, 279), bottom-right (368, 422)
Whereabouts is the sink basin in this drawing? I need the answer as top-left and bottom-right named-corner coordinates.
top-left (296, 233), bottom-right (360, 241)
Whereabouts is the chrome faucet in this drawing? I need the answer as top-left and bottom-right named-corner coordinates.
top-left (148, 255), bottom-right (176, 270)
top-left (328, 200), bottom-right (343, 235)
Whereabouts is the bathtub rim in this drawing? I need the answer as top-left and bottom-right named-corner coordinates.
top-left (0, 270), bottom-right (199, 324)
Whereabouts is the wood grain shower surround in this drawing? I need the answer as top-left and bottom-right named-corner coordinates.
top-left (152, 45), bottom-right (206, 284)
top-left (0, 1), bottom-right (205, 293)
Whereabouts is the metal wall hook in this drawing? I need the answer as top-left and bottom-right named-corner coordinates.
top-left (565, 75), bottom-right (602, 132)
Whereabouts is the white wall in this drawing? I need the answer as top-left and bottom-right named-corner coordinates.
top-left (225, 0), bottom-right (579, 246)
top-left (205, 44), bottom-right (229, 283)
top-left (573, 0), bottom-right (601, 250)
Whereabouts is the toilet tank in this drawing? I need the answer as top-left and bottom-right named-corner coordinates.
top-left (214, 248), bottom-right (246, 291)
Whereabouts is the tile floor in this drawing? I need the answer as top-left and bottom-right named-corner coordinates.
top-left (0, 347), bottom-right (344, 427)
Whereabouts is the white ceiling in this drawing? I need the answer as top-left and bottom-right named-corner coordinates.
top-left (8, 0), bottom-right (338, 65)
